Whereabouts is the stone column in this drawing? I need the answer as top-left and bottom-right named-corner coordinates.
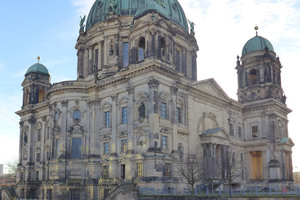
top-left (88, 48), bottom-right (93, 75)
top-left (98, 41), bottom-right (102, 70)
top-left (111, 94), bottom-right (118, 155)
top-left (60, 100), bottom-right (68, 159)
top-left (89, 99), bottom-right (101, 157)
top-left (18, 122), bottom-right (24, 164)
top-left (127, 86), bottom-right (134, 153)
top-left (148, 78), bottom-right (160, 148)
top-left (171, 86), bottom-right (178, 152)
top-left (77, 49), bottom-right (84, 78)
top-left (104, 37), bottom-right (108, 66)
top-left (28, 117), bottom-right (36, 164)
top-left (41, 116), bottom-right (47, 162)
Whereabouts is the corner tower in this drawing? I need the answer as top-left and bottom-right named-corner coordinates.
top-left (236, 27), bottom-right (293, 184)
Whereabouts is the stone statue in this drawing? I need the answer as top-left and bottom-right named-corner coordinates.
top-left (138, 102), bottom-right (145, 121)
top-left (107, 0), bottom-right (118, 14)
top-left (80, 15), bottom-right (86, 33)
top-left (188, 20), bottom-right (195, 35)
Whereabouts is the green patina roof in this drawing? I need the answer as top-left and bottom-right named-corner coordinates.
top-left (25, 63), bottom-right (49, 76)
top-left (86, 0), bottom-right (188, 32)
top-left (242, 35), bottom-right (274, 56)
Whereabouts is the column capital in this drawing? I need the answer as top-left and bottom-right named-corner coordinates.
top-left (61, 100), bottom-right (68, 107)
top-left (126, 86), bottom-right (134, 95)
top-left (148, 77), bottom-right (160, 89)
top-left (170, 86), bottom-right (178, 95)
top-left (111, 94), bottom-right (118, 102)
top-left (28, 117), bottom-right (36, 125)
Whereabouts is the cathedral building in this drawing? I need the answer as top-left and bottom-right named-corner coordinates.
top-left (15, 0), bottom-right (294, 199)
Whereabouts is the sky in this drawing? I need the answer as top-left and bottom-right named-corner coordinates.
top-left (0, 0), bottom-right (300, 173)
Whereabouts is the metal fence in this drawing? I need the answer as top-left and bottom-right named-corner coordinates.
top-left (138, 185), bottom-right (300, 197)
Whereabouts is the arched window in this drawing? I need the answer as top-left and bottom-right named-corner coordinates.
top-left (138, 37), bottom-right (145, 61)
top-left (249, 69), bottom-right (258, 85)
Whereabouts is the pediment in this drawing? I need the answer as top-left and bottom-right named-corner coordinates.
top-left (199, 127), bottom-right (230, 145)
top-left (193, 78), bottom-right (231, 101)
top-left (68, 124), bottom-right (86, 134)
top-left (279, 137), bottom-right (295, 147)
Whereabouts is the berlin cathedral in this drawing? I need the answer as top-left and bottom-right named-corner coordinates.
top-left (15, 0), bottom-right (294, 199)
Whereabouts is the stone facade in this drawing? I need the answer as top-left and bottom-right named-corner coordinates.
top-left (15, 1), bottom-right (293, 199)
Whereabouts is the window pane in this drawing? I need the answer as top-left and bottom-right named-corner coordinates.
top-left (72, 138), bottom-right (82, 159)
top-left (105, 111), bottom-right (110, 127)
top-left (137, 163), bottom-right (143, 177)
top-left (121, 139), bottom-right (127, 152)
top-left (55, 139), bottom-right (60, 158)
top-left (104, 142), bottom-right (109, 154)
top-left (123, 43), bottom-right (129, 67)
top-left (122, 107), bottom-right (127, 124)
top-left (162, 136), bottom-right (167, 149)
top-left (161, 102), bottom-right (167, 119)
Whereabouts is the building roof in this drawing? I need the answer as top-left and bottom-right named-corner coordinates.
top-left (86, 0), bottom-right (188, 32)
top-left (242, 35), bottom-right (274, 56)
top-left (25, 63), bottom-right (49, 76)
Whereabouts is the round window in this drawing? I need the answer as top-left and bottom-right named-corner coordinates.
top-left (73, 110), bottom-right (81, 121)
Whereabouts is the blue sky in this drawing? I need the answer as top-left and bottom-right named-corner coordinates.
top-left (1, 0), bottom-right (300, 172)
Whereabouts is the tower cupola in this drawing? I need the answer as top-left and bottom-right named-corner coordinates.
top-left (22, 57), bottom-right (51, 107)
top-left (236, 27), bottom-right (286, 104)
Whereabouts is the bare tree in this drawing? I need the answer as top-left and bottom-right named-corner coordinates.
top-left (176, 152), bottom-right (203, 194)
top-left (222, 151), bottom-right (243, 194)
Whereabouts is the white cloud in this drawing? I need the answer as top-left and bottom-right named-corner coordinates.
top-left (70, 0), bottom-right (94, 16)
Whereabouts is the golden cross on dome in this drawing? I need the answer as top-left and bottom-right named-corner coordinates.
top-left (37, 56), bottom-right (40, 63)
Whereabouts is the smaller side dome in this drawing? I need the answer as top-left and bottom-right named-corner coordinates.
top-left (25, 63), bottom-right (49, 76)
top-left (242, 36), bottom-right (274, 56)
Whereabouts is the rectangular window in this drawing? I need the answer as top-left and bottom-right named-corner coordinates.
top-left (104, 142), bottom-right (109, 154)
top-left (176, 107), bottom-right (181, 123)
top-left (242, 170), bottom-right (245, 180)
top-left (251, 151), bottom-right (263, 179)
top-left (55, 139), bottom-right (60, 158)
top-left (162, 136), bottom-right (167, 149)
top-left (164, 163), bottom-right (171, 177)
top-left (103, 166), bottom-right (108, 179)
top-left (121, 139), bottom-right (127, 153)
top-left (69, 189), bottom-right (80, 200)
top-left (36, 153), bottom-right (40, 162)
top-left (252, 126), bottom-right (258, 138)
top-left (238, 127), bottom-right (242, 138)
top-left (72, 138), bottom-right (82, 159)
top-left (37, 130), bottom-right (41, 142)
top-left (94, 49), bottom-right (99, 67)
top-left (154, 141), bottom-right (158, 148)
top-left (105, 111), bottom-right (110, 127)
top-left (47, 189), bottom-right (52, 200)
top-left (230, 124), bottom-right (234, 136)
top-left (137, 163), bottom-right (143, 177)
top-left (123, 42), bottom-right (129, 67)
top-left (241, 153), bottom-right (244, 161)
top-left (36, 171), bottom-right (39, 181)
top-left (161, 102), bottom-right (167, 119)
top-left (121, 107), bottom-right (128, 124)
top-left (121, 164), bottom-right (125, 180)
top-left (20, 172), bottom-right (24, 181)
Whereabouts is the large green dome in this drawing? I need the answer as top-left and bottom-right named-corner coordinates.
top-left (242, 35), bottom-right (274, 56)
top-left (25, 63), bottom-right (49, 76)
top-left (86, 0), bottom-right (188, 32)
